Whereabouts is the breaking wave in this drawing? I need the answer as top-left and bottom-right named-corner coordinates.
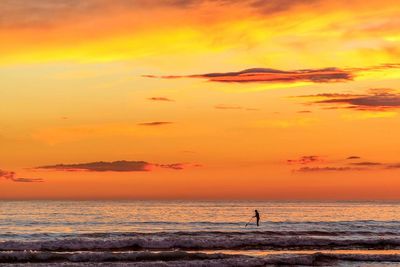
top-left (1, 231), bottom-right (400, 251)
top-left (2, 251), bottom-right (400, 265)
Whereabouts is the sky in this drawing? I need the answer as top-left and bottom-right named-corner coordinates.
top-left (1, 0), bottom-right (400, 200)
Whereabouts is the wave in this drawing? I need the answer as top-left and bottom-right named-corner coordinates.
top-left (0, 251), bottom-right (235, 263)
top-left (1, 251), bottom-right (400, 265)
top-left (110, 229), bottom-right (400, 236)
top-left (2, 231), bottom-right (400, 251)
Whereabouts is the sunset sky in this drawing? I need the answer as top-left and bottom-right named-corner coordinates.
top-left (1, 0), bottom-right (400, 200)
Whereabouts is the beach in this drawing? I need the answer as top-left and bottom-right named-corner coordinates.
top-left (1, 201), bottom-right (400, 266)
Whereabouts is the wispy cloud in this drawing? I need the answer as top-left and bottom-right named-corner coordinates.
top-left (147, 97), bottom-right (174, 102)
top-left (0, 0), bottom-right (205, 28)
top-left (36, 160), bottom-right (199, 172)
top-left (154, 162), bottom-right (202, 170)
top-left (0, 170), bottom-right (15, 180)
top-left (296, 89), bottom-right (400, 111)
top-left (137, 122), bottom-right (173, 126)
top-left (296, 166), bottom-right (364, 172)
top-left (0, 169), bottom-right (43, 183)
top-left (249, 0), bottom-right (319, 14)
top-left (290, 155), bottom-right (400, 173)
top-left (144, 64), bottom-right (400, 85)
top-left (11, 177), bottom-right (44, 183)
top-left (0, 0), bottom-right (349, 30)
top-left (287, 155), bottom-right (323, 165)
top-left (350, 161), bottom-right (382, 166)
top-left (144, 67), bottom-right (353, 84)
top-left (346, 156), bottom-right (361, 160)
top-left (386, 164), bottom-right (400, 169)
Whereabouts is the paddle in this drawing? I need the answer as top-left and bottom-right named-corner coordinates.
top-left (245, 216), bottom-right (253, 227)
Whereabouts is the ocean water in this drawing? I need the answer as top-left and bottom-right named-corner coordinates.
top-left (1, 201), bottom-right (400, 266)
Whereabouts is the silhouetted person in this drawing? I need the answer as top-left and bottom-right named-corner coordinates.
top-left (254, 210), bottom-right (260, 226)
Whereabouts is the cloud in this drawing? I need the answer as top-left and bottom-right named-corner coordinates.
top-left (297, 89), bottom-right (400, 111)
top-left (0, 0), bottom-right (320, 28)
top-left (37, 161), bottom-right (150, 172)
top-left (346, 156), bottom-right (361, 160)
top-left (0, 0), bottom-right (204, 28)
top-left (148, 97), bottom-right (174, 102)
top-left (249, 0), bottom-right (319, 14)
top-left (0, 169), bottom-right (43, 183)
top-left (137, 122), bottom-right (173, 126)
top-left (154, 163), bottom-right (185, 170)
top-left (36, 160), bottom-right (198, 172)
top-left (386, 164), bottom-right (400, 169)
top-left (288, 155), bottom-right (400, 173)
top-left (0, 169), bottom-right (15, 179)
top-left (350, 161), bottom-right (382, 166)
top-left (296, 166), bottom-right (364, 172)
top-left (348, 63), bottom-right (400, 72)
top-left (287, 155), bottom-right (323, 165)
top-left (11, 177), bottom-right (44, 183)
top-left (297, 110), bottom-right (312, 113)
top-left (145, 64), bottom-right (400, 86)
top-left (145, 67), bottom-right (353, 84)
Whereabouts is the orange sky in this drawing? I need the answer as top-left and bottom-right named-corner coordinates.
top-left (1, 0), bottom-right (400, 200)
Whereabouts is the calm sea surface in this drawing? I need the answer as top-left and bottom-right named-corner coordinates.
top-left (1, 201), bottom-right (400, 240)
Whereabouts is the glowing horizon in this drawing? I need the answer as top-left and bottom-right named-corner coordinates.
top-left (1, 0), bottom-right (400, 200)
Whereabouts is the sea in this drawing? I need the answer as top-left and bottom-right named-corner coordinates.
top-left (1, 200), bottom-right (400, 266)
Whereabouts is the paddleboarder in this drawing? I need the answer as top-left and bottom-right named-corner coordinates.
top-left (254, 209), bottom-right (260, 226)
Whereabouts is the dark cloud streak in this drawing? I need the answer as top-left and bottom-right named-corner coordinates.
top-left (386, 164), bottom-right (400, 169)
top-left (350, 162), bottom-right (382, 166)
top-left (36, 160), bottom-right (198, 172)
top-left (148, 97), bottom-right (174, 102)
top-left (346, 156), bottom-right (361, 160)
top-left (145, 67), bottom-right (353, 84)
top-left (0, 169), bottom-right (43, 183)
top-left (296, 166), bottom-right (365, 172)
top-left (37, 161), bottom-right (150, 172)
top-left (297, 89), bottom-right (400, 111)
top-left (287, 155), bottom-right (322, 165)
top-left (138, 122), bottom-right (173, 126)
